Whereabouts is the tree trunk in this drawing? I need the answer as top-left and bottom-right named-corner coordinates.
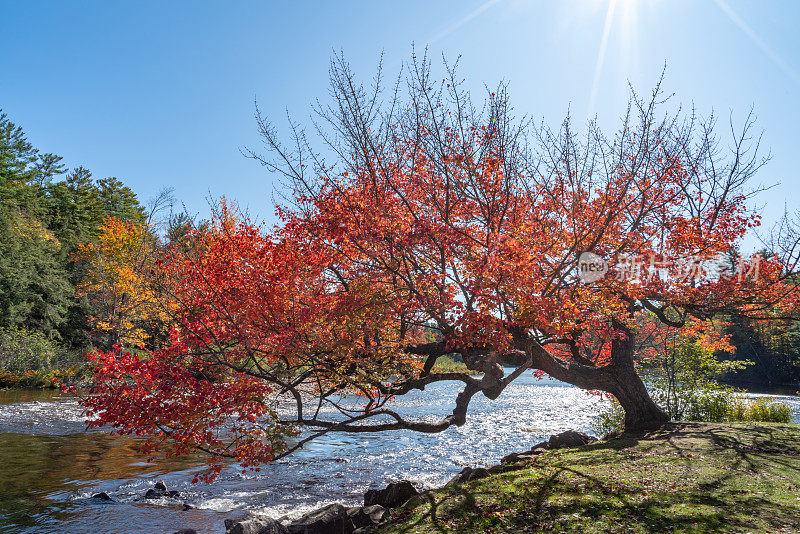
top-left (609, 362), bottom-right (670, 431)
top-left (605, 320), bottom-right (670, 431)
top-left (518, 322), bottom-right (670, 432)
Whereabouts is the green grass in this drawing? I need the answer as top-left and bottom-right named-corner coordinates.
top-left (379, 423), bottom-right (800, 533)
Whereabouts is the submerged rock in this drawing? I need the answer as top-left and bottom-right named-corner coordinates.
top-left (91, 491), bottom-right (114, 501)
top-left (172, 530), bottom-right (197, 534)
top-left (363, 480), bottom-right (418, 509)
top-left (144, 480), bottom-right (181, 499)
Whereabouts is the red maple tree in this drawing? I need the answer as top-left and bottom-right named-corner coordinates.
top-left (82, 56), bottom-right (800, 478)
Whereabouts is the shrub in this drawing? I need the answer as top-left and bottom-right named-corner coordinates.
top-left (592, 390), bottom-right (793, 435)
top-left (0, 326), bottom-right (58, 373)
top-left (683, 389), bottom-right (733, 422)
top-left (640, 338), bottom-right (752, 421)
top-left (591, 398), bottom-right (626, 436)
top-left (728, 396), bottom-right (793, 423)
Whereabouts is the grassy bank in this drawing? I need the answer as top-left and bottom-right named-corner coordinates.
top-left (379, 423), bottom-right (800, 533)
top-left (0, 366), bottom-right (89, 388)
top-left (431, 356), bottom-right (483, 376)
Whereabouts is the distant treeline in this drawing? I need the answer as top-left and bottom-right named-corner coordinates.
top-left (720, 316), bottom-right (800, 388)
top-left (0, 110), bottom-right (196, 382)
top-left (1, 110), bottom-right (143, 351)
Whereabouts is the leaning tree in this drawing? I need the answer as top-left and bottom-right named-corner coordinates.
top-left (83, 53), bottom-right (800, 479)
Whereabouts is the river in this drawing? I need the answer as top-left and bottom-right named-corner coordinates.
top-left (0, 373), bottom-right (798, 534)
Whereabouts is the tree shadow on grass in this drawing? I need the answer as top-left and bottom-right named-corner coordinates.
top-left (383, 423), bottom-right (800, 533)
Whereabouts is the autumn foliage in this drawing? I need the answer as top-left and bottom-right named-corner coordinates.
top-left (82, 56), bottom-right (800, 479)
top-left (78, 216), bottom-right (171, 348)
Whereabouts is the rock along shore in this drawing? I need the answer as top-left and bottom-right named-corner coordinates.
top-left (167, 429), bottom-right (597, 534)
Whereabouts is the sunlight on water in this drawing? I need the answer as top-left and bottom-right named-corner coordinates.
top-left (0, 373), bottom-right (797, 533)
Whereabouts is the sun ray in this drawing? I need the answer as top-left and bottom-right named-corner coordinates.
top-left (712, 0), bottom-right (800, 86)
top-left (428, 0), bottom-right (505, 45)
top-left (588, 0), bottom-right (618, 117)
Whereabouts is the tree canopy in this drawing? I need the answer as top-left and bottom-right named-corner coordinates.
top-left (81, 55), bottom-right (800, 480)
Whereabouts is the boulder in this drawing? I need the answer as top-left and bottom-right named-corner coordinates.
top-left (144, 480), bottom-right (181, 499)
top-left (363, 480), bottom-right (418, 509)
top-left (463, 467), bottom-right (490, 482)
top-left (445, 466), bottom-right (492, 486)
top-left (547, 430), bottom-right (597, 450)
top-left (487, 464), bottom-right (508, 475)
top-left (172, 530), bottom-right (197, 534)
top-left (499, 432), bottom-right (595, 463)
top-left (500, 447), bottom-right (547, 465)
top-left (91, 492), bottom-right (113, 501)
top-left (225, 517), bottom-right (289, 534)
top-left (287, 503), bottom-right (353, 534)
top-left (346, 505), bottom-right (387, 529)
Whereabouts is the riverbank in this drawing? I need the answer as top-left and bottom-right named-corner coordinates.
top-left (376, 423), bottom-right (800, 533)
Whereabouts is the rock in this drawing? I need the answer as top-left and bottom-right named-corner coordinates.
top-left (181, 503), bottom-right (194, 511)
top-left (487, 464), bottom-right (506, 475)
top-left (226, 516), bottom-right (289, 534)
top-left (352, 528), bottom-right (374, 534)
top-left (363, 480), bottom-right (419, 509)
top-left (287, 503), bottom-right (353, 534)
top-left (500, 452), bottom-right (516, 464)
top-left (500, 433), bottom-right (597, 464)
top-left (91, 491), bottom-right (113, 501)
top-left (172, 530), bottom-right (197, 534)
top-left (501, 447), bottom-right (548, 464)
top-left (144, 480), bottom-right (181, 499)
top-left (547, 430), bottom-right (597, 450)
top-left (500, 440), bottom-right (552, 464)
top-left (464, 467), bottom-right (490, 482)
top-left (445, 470), bottom-right (464, 487)
top-left (446, 466), bottom-right (493, 486)
top-left (346, 505), bottom-right (386, 529)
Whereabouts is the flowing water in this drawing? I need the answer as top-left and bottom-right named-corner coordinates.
top-left (0, 373), bottom-right (798, 534)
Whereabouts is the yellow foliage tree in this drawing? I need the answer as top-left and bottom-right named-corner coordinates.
top-left (78, 217), bottom-right (171, 349)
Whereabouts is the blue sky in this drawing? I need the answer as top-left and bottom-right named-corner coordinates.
top-left (2, 0), bottom-right (799, 235)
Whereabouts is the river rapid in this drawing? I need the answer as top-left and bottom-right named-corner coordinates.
top-left (1, 372), bottom-right (798, 534)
